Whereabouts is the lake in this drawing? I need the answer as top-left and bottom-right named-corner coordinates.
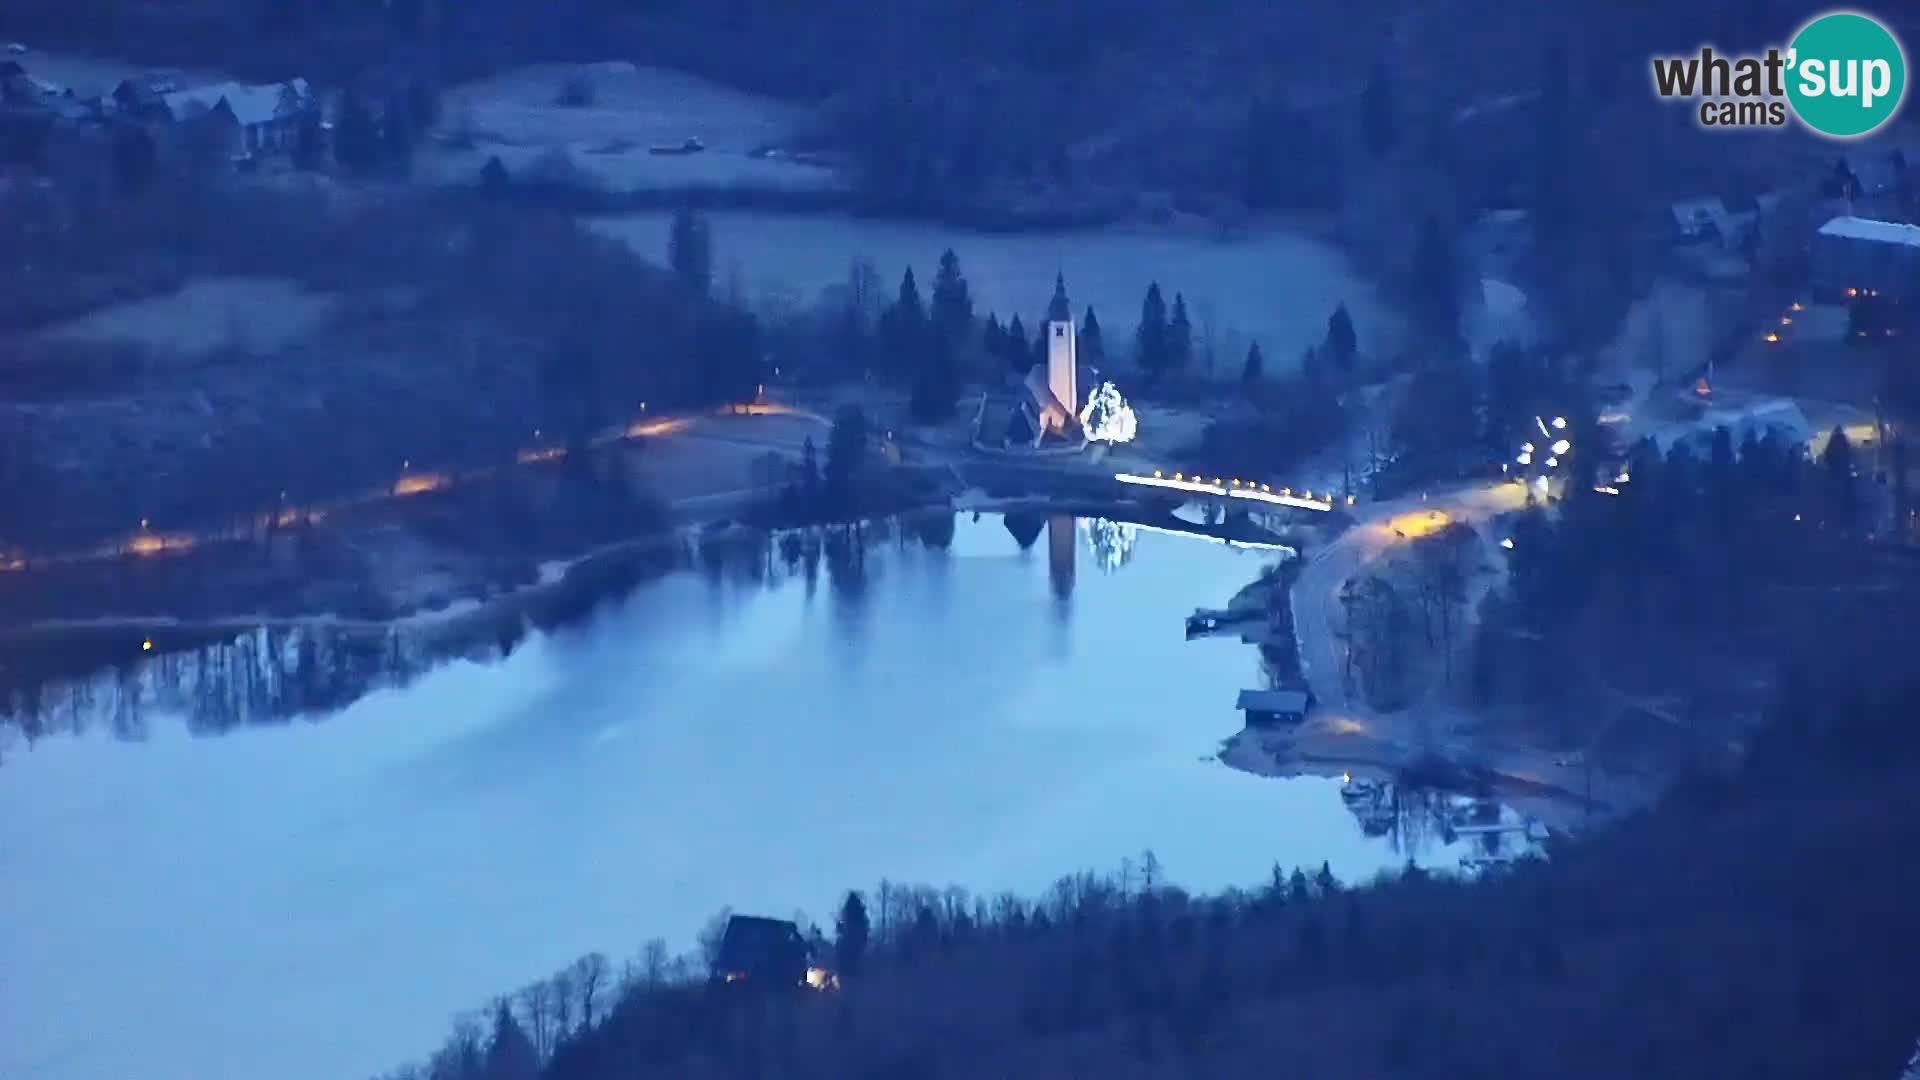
top-left (0, 513), bottom-right (1520, 1080)
top-left (590, 211), bottom-right (1398, 376)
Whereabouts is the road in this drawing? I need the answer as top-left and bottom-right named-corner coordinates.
top-left (1292, 483), bottom-right (1526, 717)
top-left (1251, 479), bottom-right (1658, 831)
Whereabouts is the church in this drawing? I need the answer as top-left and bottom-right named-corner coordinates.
top-left (993, 318), bottom-right (1090, 449)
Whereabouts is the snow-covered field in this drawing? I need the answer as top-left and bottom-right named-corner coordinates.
top-left (39, 277), bottom-right (337, 358)
top-left (593, 210), bottom-right (1398, 376)
top-left (422, 62), bottom-right (838, 194)
top-left (5, 49), bottom-right (225, 97)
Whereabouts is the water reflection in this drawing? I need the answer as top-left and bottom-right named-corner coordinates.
top-left (0, 510), bottom-right (1531, 1080)
top-left (1047, 514), bottom-right (1075, 604)
top-left (0, 516), bottom-right (950, 759)
top-left (0, 510), bottom-right (1308, 761)
top-left (1334, 774), bottom-right (1546, 872)
top-left (1003, 511), bottom-right (1044, 550)
top-left (1080, 517), bottom-right (1139, 574)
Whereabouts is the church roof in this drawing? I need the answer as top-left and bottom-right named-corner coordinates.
top-left (1022, 365), bottom-right (1071, 420)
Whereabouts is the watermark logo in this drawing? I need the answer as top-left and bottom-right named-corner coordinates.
top-left (1651, 10), bottom-right (1906, 139)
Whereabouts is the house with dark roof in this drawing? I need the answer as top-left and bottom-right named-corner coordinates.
top-left (711, 915), bottom-right (810, 991)
top-left (1238, 687), bottom-right (1315, 726)
top-left (161, 78), bottom-right (313, 160)
top-left (108, 79), bottom-right (170, 124)
top-left (1670, 197), bottom-right (1729, 245)
top-left (1813, 215), bottom-right (1920, 303)
top-left (0, 61), bottom-right (39, 105)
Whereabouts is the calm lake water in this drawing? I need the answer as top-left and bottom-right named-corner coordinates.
top-left (0, 513), bottom-right (1518, 1080)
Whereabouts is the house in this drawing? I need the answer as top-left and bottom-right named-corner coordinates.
top-left (0, 61), bottom-right (36, 104)
top-left (711, 915), bottom-right (810, 991)
top-left (1812, 216), bottom-right (1920, 302)
top-left (1670, 197), bottom-right (1729, 244)
top-left (107, 78), bottom-right (170, 123)
top-left (1832, 153), bottom-right (1903, 199)
top-left (1824, 153), bottom-right (1916, 221)
top-left (161, 78), bottom-right (313, 160)
top-left (1237, 688), bottom-right (1315, 726)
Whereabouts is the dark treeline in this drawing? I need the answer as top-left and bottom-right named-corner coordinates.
top-left (10, 1), bottom-right (1887, 232)
top-left (378, 643), bottom-right (1920, 1080)
top-left (1473, 420), bottom-right (1906, 720)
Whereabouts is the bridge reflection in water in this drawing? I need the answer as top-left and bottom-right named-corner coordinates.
top-left (1, 510), bottom-right (1302, 764)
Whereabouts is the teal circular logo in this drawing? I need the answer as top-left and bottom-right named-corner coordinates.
top-left (1787, 12), bottom-right (1907, 138)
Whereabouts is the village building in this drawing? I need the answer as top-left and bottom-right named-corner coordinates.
top-left (1812, 216), bottom-right (1920, 304)
top-left (711, 915), bottom-right (811, 991)
top-left (0, 60), bottom-right (31, 103)
top-left (1237, 688), bottom-right (1314, 726)
top-left (1670, 197), bottom-right (1730, 246)
top-left (107, 78), bottom-right (171, 124)
top-left (976, 319), bottom-right (1097, 450)
top-left (160, 78), bottom-right (313, 161)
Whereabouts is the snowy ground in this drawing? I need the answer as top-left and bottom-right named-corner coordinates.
top-left (594, 210), bottom-right (1399, 377)
top-left (2, 49), bottom-right (226, 97)
top-left (421, 62), bottom-right (838, 194)
top-left (38, 277), bottom-right (337, 358)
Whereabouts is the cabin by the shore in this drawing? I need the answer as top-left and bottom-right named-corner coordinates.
top-left (1238, 687), bottom-right (1314, 726)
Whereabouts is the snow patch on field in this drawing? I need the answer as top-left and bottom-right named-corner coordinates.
top-left (39, 277), bottom-right (337, 357)
top-left (4, 50), bottom-right (225, 98)
top-left (424, 61), bottom-right (839, 194)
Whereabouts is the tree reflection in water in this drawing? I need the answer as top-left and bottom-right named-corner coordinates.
top-left (1079, 517), bottom-right (1139, 574)
top-left (1337, 778), bottom-right (1546, 870)
top-left (0, 514), bottom-right (963, 759)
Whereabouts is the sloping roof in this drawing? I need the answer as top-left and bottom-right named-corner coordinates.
top-left (1818, 216), bottom-right (1920, 248)
top-left (1021, 364), bottom-right (1072, 424)
top-left (1671, 197), bottom-right (1728, 231)
top-left (162, 78), bottom-right (310, 126)
top-left (716, 916), bottom-right (806, 972)
top-left (1237, 689), bottom-right (1310, 713)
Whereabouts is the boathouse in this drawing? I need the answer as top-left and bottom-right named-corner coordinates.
top-left (1237, 688), bottom-right (1314, 726)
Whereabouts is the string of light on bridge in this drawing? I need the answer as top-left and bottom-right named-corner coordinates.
top-left (1114, 471), bottom-right (1340, 512)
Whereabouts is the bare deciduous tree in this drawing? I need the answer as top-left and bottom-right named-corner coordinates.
top-left (643, 938), bottom-right (670, 986)
top-left (518, 978), bottom-right (555, 1060)
top-left (573, 952), bottom-right (609, 1029)
top-left (1411, 523), bottom-right (1477, 684)
top-left (549, 967), bottom-right (576, 1041)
